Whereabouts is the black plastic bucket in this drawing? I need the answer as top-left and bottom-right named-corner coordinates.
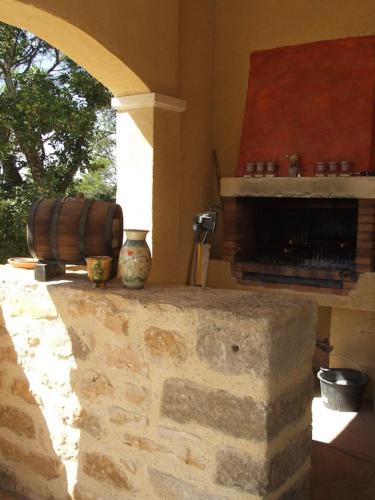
top-left (317, 368), bottom-right (367, 412)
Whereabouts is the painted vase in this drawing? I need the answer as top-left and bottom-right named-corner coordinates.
top-left (119, 229), bottom-right (151, 289)
top-left (85, 256), bottom-right (113, 288)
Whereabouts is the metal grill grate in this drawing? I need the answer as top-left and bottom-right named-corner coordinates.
top-left (246, 198), bottom-right (358, 271)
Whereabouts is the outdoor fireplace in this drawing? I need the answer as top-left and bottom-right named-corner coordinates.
top-left (222, 178), bottom-right (375, 292)
top-left (231, 197), bottom-right (358, 288)
top-left (224, 36), bottom-right (375, 292)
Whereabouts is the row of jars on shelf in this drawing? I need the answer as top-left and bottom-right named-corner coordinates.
top-left (243, 162), bottom-right (278, 177)
top-left (243, 160), bottom-right (353, 177)
top-left (315, 161), bottom-right (352, 176)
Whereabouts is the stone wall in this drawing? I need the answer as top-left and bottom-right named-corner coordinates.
top-left (0, 267), bottom-right (316, 499)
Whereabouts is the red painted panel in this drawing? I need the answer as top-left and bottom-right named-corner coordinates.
top-left (237, 37), bottom-right (375, 176)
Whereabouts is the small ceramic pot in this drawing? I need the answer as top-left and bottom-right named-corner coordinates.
top-left (244, 162), bottom-right (255, 177)
top-left (288, 165), bottom-right (298, 177)
top-left (254, 162), bottom-right (265, 177)
top-left (340, 161), bottom-right (352, 176)
top-left (315, 162), bottom-right (327, 176)
top-left (265, 162), bottom-right (277, 177)
top-left (85, 256), bottom-right (113, 288)
top-left (328, 162), bottom-right (338, 176)
top-left (119, 229), bottom-right (152, 289)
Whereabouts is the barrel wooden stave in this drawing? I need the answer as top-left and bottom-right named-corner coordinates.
top-left (85, 201), bottom-right (112, 257)
top-left (32, 199), bottom-right (56, 260)
top-left (28, 197), bottom-right (123, 265)
top-left (57, 197), bottom-right (86, 261)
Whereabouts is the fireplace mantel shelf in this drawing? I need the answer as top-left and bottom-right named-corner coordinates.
top-left (221, 176), bottom-right (375, 199)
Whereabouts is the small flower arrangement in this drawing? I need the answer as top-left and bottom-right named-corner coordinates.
top-left (286, 153), bottom-right (301, 176)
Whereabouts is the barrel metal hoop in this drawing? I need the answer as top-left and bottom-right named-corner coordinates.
top-left (50, 198), bottom-right (66, 262)
top-left (27, 199), bottom-right (43, 259)
top-left (105, 204), bottom-right (117, 256)
top-left (78, 198), bottom-right (94, 260)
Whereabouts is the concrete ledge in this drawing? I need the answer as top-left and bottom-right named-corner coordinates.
top-left (221, 176), bottom-right (375, 199)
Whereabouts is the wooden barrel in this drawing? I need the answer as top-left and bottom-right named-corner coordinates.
top-left (27, 197), bottom-right (123, 267)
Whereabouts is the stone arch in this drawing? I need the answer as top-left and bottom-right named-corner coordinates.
top-left (0, 0), bottom-right (148, 96)
top-left (0, 0), bottom-right (186, 285)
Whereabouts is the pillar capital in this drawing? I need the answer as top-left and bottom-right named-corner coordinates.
top-left (111, 92), bottom-right (186, 113)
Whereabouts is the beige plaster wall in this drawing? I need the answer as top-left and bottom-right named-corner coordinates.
top-left (213, 0), bottom-right (375, 176)
top-left (177, 0), bottom-right (216, 282)
top-left (330, 308), bottom-right (375, 398)
top-left (210, 1), bottom-right (375, 394)
top-left (211, 0), bottom-right (375, 255)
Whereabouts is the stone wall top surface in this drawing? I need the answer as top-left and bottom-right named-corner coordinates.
top-left (0, 266), bottom-right (315, 322)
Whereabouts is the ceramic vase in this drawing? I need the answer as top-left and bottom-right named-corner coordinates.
top-left (119, 229), bottom-right (151, 289)
top-left (85, 256), bottom-right (113, 288)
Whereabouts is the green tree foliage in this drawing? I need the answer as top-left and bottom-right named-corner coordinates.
top-left (0, 22), bottom-right (116, 262)
top-left (0, 184), bottom-right (39, 263)
top-left (73, 108), bottom-right (116, 201)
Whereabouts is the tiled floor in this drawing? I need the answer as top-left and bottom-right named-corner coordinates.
top-left (0, 493), bottom-right (18, 500)
top-left (311, 396), bottom-right (375, 500)
top-left (1, 396), bottom-right (374, 499)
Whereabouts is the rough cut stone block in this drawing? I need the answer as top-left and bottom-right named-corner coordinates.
top-left (123, 432), bottom-right (205, 471)
top-left (69, 298), bottom-right (128, 336)
top-left (104, 314), bottom-right (129, 336)
top-left (75, 370), bottom-right (113, 400)
top-left (10, 379), bottom-right (37, 405)
top-left (123, 382), bottom-right (150, 409)
top-left (73, 484), bottom-right (98, 500)
top-left (268, 375), bottom-right (313, 439)
top-left (0, 405), bottom-right (36, 438)
top-left (123, 433), bottom-right (165, 453)
top-left (68, 327), bottom-right (91, 360)
top-left (149, 468), bottom-right (226, 500)
top-left (161, 378), bottom-right (258, 440)
top-left (0, 436), bottom-right (62, 479)
top-left (104, 344), bottom-right (149, 376)
top-left (83, 452), bottom-right (132, 491)
top-left (197, 299), bottom-right (315, 376)
top-left (0, 464), bottom-right (16, 493)
top-left (161, 377), bottom-right (312, 441)
top-left (0, 346), bottom-right (17, 363)
top-left (216, 428), bottom-right (311, 495)
top-left (109, 406), bottom-right (148, 426)
top-left (145, 326), bottom-right (188, 360)
top-left (279, 474), bottom-right (310, 500)
top-left (72, 409), bottom-right (105, 439)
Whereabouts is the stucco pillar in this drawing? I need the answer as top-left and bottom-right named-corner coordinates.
top-left (112, 93), bottom-right (186, 284)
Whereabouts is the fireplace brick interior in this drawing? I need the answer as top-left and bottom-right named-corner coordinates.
top-left (223, 197), bottom-right (375, 291)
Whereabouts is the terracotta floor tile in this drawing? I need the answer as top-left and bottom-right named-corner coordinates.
top-left (311, 396), bottom-right (375, 500)
top-left (361, 472), bottom-right (375, 499)
top-left (0, 493), bottom-right (19, 500)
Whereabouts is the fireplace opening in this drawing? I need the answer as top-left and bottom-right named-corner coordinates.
top-left (231, 198), bottom-right (359, 289)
